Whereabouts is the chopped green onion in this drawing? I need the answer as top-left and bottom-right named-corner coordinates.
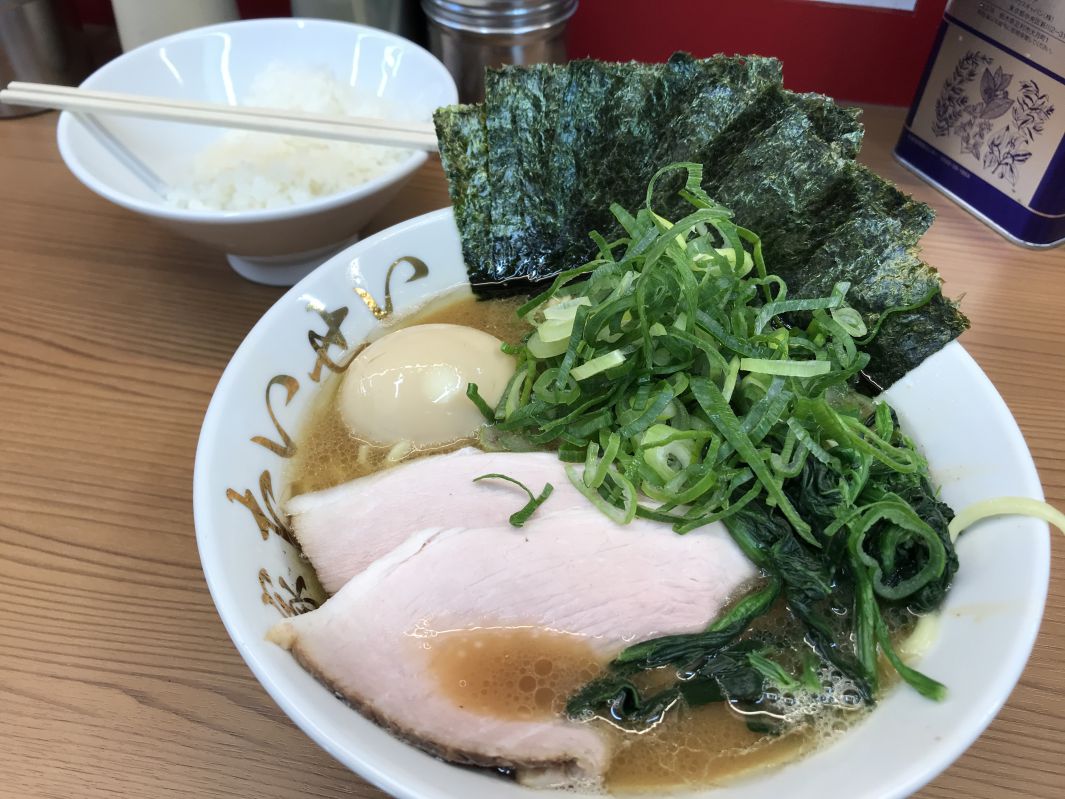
top-left (690, 376), bottom-right (815, 546)
top-left (720, 356), bottom-right (740, 403)
top-left (536, 318), bottom-right (577, 343)
top-left (543, 296), bottom-right (592, 320)
top-left (948, 497), bottom-right (1065, 542)
top-left (466, 383), bottom-right (495, 422)
top-left (641, 424), bottom-right (697, 482)
top-left (564, 464), bottom-right (636, 525)
top-left (831, 305), bottom-right (868, 337)
top-left (712, 246), bottom-right (753, 274)
top-left (571, 349), bottom-right (626, 380)
top-left (527, 329), bottom-right (570, 359)
top-left (473, 473), bottom-right (554, 527)
top-left (739, 358), bottom-right (832, 377)
top-left (584, 432), bottom-right (622, 489)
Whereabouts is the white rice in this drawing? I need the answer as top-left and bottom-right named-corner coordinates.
top-left (165, 64), bottom-right (413, 212)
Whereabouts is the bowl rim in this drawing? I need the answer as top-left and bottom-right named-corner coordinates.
top-left (56, 17), bottom-right (455, 225)
top-left (193, 208), bottom-right (1051, 799)
top-left (194, 208), bottom-right (460, 799)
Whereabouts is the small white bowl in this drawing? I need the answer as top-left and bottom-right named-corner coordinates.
top-left (194, 209), bottom-right (1050, 799)
top-left (57, 18), bottom-right (456, 286)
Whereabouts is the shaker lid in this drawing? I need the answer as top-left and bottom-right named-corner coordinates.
top-left (422, 0), bottom-right (578, 35)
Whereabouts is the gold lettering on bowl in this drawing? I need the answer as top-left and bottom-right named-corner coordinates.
top-left (251, 375), bottom-right (300, 458)
top-left (354, 255), bottom-right (430, 319)
top-left (258, 569), bottom-right (320, 617)
top-left (226, 470), bottom-right (295, 545)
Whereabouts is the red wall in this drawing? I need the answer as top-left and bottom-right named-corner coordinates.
top-left (67, 0), bottom-right (944, 106)
top-left (567, 0), bottom-right (949, 106)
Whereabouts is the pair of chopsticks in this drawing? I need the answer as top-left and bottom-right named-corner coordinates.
top-left (0, 81), bottom-right (439, 151)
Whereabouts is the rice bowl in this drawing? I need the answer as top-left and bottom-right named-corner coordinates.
top-left (56, 18), bottom-right (457, 285)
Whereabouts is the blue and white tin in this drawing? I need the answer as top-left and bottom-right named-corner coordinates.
top-left (895, 0), bottom-right (1065, 247)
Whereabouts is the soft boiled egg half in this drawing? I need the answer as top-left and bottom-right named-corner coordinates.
top-left (338, 323), bottom-right (515, 447)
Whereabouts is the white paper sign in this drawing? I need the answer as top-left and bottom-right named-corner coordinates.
top-left (815, 0), bottom-right (918, 11)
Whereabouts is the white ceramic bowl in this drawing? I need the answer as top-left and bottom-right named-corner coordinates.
top-left (57, 18), bottom-right (456, 286)
top-left (194, 209), bottom-right (1050, 798)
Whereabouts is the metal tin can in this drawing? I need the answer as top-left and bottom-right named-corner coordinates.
top-left (422, 0), bottom-right (578, 103)
top-left (0, 0), bottom-right (88, 119)
top-left (895, 0), bottom-right (1065, 248)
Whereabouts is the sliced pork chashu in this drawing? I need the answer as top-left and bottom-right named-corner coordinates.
top-left (287, 447), bottom-right (600, 594)
top-left (269, 501), bottom-right (757, 785)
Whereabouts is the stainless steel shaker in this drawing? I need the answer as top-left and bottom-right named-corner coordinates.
top-left (422, 0), bottom-right (578, 103)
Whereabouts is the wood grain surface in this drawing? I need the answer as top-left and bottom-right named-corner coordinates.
top-left (0, 105), bottom-right (1062, 799)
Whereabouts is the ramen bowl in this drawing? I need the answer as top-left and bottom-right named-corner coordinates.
top-left (57, 18), bottom-right (456, 286)
top-left (193, 209), bottom-right (1050, 798)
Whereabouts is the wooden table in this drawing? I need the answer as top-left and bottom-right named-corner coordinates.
top-left (1, 106), bottom-right (1061, 799)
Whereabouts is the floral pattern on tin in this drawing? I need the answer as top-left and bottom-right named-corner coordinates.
top-left (931, 51), bottom-right (1055, 188)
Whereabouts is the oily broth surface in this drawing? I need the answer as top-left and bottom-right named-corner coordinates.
top-left (601, 704), bottom-right (810, 792)
top-left (286, 289), bottom-right (882, 791)
top-left (422, 622), bottom-right (865, 792)
top-left (427, 627), bottom-right (604, 721)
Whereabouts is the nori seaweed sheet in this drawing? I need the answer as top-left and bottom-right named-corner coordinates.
top-left (484, 65), bottom-right (570, 288)
top-left (791, 92), bottom-right (864, 159)
top-left (473, 54), bottom-right (785, 287)
top-left (706, 106), bottom-right (850, 269)
top-left (433, 53), bottom-right (969, 386)
top-left (865, 296), bottom-right (968, 387)
top-left (786, 208), bottom-right (969, 386)
top-left (433, 104), bottom-right (490, 278)
top-left (711, 142), bottom-right (963, 384)
top-left (552, 59), bottom-right (670, 267)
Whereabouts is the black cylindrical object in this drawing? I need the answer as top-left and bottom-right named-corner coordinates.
top-left (0, 0), bottom-right (86, 118)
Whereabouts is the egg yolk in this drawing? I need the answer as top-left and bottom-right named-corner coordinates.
top-left (338, 323), bottom-right (515, 447)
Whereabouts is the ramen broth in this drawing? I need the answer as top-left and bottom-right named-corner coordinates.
top-left (421, 622), bottom-right (838, 792)
top-left (427, 627), bottom-right (603, 721)
top-left (286, 290), bottom-right (880, 791)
